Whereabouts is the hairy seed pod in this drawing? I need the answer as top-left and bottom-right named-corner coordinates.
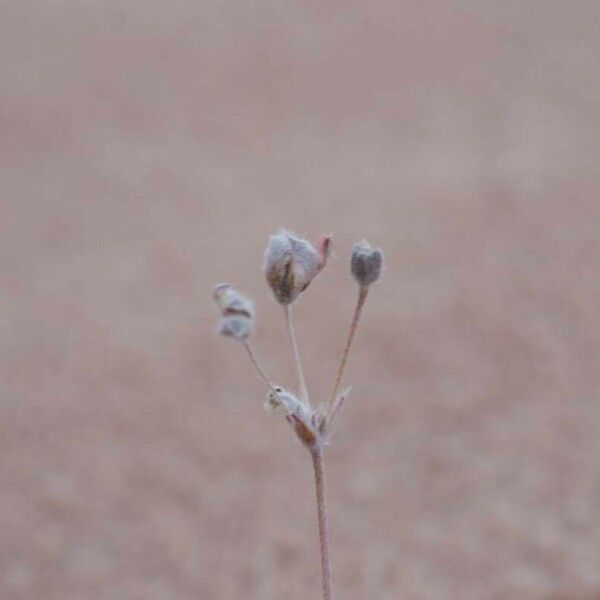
top-left (264, 230), bottom-right (331, 304)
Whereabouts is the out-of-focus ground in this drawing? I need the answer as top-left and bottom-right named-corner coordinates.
top-left (1, 1), bottom-right (600, 599)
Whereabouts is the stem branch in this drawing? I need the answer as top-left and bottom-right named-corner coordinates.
top-left (284, 305), bottom-right (310, 405)
top-left (327, 285), bottom-right (369, 415)
top-left (242, 340), bottom-right (276, 392)
top-left (311, 446), bottom-right (332, 600)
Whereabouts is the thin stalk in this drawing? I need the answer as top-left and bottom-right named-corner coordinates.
top-left (242, 340), bottom-right (276, 392)
top-left (284, 304), bottom-right (310, 406)
top-left (326, 285), bottom-right (369, 415)
top-left (311, 446), bottom-right (332, 600)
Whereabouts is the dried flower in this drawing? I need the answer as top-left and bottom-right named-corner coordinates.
top-left (264, 229), bottom-right (332, 304)
top-left (350, 240), bottom-right (383, 286)
top-left (213, 283), bottom-right (255, 340)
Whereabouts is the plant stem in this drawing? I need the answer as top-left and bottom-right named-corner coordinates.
top-left (311, 445), bottom-right (332, 600)
top-left (284, 304), bottom-right (310, 406)
top-left (242, 340), bottom-right (276, 392)
top-left (327, 285), bottom-right (369, 416)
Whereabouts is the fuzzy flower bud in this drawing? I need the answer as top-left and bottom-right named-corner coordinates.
top-left (264, 229), bottom-right (332, 304)
top-left (213, 283), bottom-right (255, 340)
top-left (350, 240), bottom-right (383, 286)
top-left (265, 386), bottom-right (317, 446)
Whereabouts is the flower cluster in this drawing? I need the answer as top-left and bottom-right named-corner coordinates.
top-left (213, 229), bottom-right (383, 450)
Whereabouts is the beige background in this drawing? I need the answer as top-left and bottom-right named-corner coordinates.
top-left (2, 1), bottom-right (600, 599)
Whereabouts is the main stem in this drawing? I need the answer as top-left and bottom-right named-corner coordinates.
top-left (311, 446), bottom-right (332, 600)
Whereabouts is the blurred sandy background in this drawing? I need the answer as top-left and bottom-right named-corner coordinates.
top-left (2, 1), bottom-right (600, 599)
